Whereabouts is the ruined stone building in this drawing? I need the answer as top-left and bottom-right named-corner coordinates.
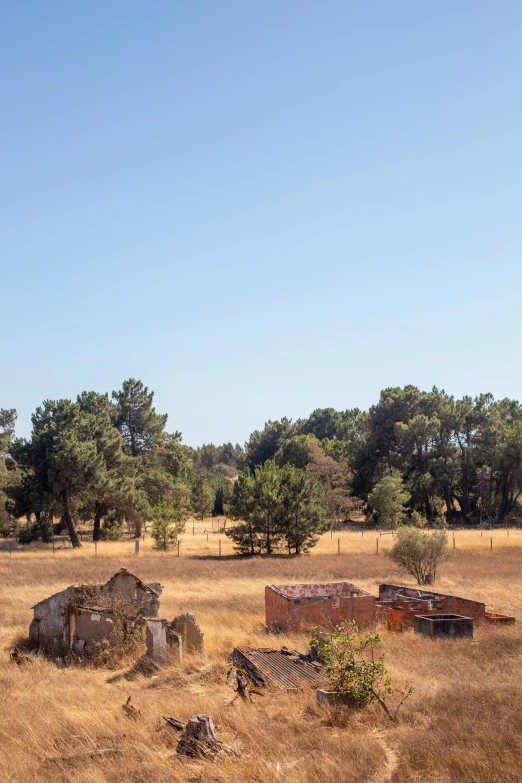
top-left (29, 568), bottom-right (205, 663)
top-left (29, 568), bottom-right (162, 657)
top-left (265, 582), bottom-right (376, 631)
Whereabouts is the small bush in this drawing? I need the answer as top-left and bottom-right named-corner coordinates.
top-left (100, 523), bottom-right (123, 541)
top-left (385, 525), bottom-right (453, 584)
top-left (18, 517), bottom-right (54, 544)
top-left (311, 621), bottom-right (412, 720)
top-left (151, 498), bottom-right (187, 550)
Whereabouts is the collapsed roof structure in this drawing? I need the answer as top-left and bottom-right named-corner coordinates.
top-left (230, 646), bottom-right (328, 691)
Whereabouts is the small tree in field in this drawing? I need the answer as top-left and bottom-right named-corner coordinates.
top-left (368, 470), bottom-right (409, 528)
top-left (385, 526), bottom-right (453, 584)
top-left (311, 621), bottom-right (412, 721)
top-left (151, 497), bottom-right (187, 550)
top-left (191, 476), bottom-right (215, 523)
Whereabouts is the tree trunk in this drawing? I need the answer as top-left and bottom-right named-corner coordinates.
top-left (461, 455), bottom-right (470, 520)
top-left (62, 489), bottom-right (81, 548)
top-left (444, 485), bottom-right (454, 522)
top-left (93, 502), bottom-right (102, 541)
top-left (176, 714), bottom-right (234, 759)
top-left (425, 493), bottom-right (433, 521)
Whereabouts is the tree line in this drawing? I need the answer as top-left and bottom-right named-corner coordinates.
top-left (1, 383), bottom-right (521, 553)
top-left (0, 380), bottom-right (233, 548)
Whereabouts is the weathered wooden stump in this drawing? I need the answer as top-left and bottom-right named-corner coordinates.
top-left (176, 714), bottom-right (235, 759)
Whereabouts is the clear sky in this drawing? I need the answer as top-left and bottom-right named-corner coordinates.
top-left (2, 2), bottom-right (521, 446)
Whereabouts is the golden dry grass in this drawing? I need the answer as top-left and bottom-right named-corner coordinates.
top-left (0, 522), bottom-right (521, 782)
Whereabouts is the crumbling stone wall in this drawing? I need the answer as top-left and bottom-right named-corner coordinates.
top-left (266, 583), bottom-right (376, 631)
top-left (29, 586), bottom-right (76, 655)
top-left (105, 570), bottom-right (161, 617)
top-left (145, 618), bottom-right (183, 663)
top-left (29, 569), bottom-right (162, 657)
top-left (170, 613), bottom-right (204, 654)
top-left (73, 608), bottom-right (116, 651)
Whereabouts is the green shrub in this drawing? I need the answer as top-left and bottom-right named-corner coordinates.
top-left (311, 621), bottom-right (412, 720)
top-left (385, 526), bottom-right (453, 584)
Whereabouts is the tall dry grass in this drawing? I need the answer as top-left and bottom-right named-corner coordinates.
top-left (0, 523), bottom-right (521, 782)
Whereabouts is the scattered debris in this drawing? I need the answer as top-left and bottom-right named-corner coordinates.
top-left (122, 696), bottom-right (140, 720)
top-left (176, 714), bottom-right (236, 760)
top-left (8, 646), bottom-right (33, 666)
top-left (163, 716), bottom-right (187, 732)
top-left (230, 646), bottom-right (329, 692)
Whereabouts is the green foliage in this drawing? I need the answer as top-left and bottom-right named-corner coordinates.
top-left (244, 418), bottom-right (295, 470)
top-left (7, 399), bottom-right (108, 547)
top-left (191, 475), bottom-right (215, 522)
top-left (192, 442), bottom-right (243, 473)
top-left (385, 526), bottom-right (453, 585)
top-left (275, 435), bottom-right (315, 470)
top-left (278, 464), bottom-right (329, 553)
top-left (0, 409), bottom-right (18, 537)
top-left (150, 492), bottom-right (189, 550)
top-left (0, 513), bottom-right (18, 538)
top-left (311, 622), bottom-right (413, 716)
top-left (409, 510), bottom-right (427, 528)
top-left (100, 520), bottom-right (124, 541)
top-left (112, 378), bottom-right (168, 458)
top-left (226, 460), bottom-right (328, 555)
top-left (368, 470), bottom-right (409, 528)
top-left (18, 515), bottom-right (54, 544)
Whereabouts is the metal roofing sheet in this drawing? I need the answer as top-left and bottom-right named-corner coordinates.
top-left (231, 646), bottom-right (328, 691)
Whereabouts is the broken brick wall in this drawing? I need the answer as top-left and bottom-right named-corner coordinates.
top-left (377, 584), bottom-right (487, 628)
top-left (266, 583), bottom-right (376, 632)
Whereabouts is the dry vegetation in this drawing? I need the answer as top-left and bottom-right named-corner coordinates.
top-left (0, 523), bottom-right (521, 782)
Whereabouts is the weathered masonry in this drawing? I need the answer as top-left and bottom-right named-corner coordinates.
top-left (265, 582), bottom-right (376, 631)
top-left (29, 568), bottom-right (162, 657)
top-left (377, 584), bottom-right (515, 629)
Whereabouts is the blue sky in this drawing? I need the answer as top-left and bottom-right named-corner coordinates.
top-left (2, 2), bottom-right (521, 446)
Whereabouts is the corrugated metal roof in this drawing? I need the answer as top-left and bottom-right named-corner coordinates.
top-left (230, 646), bottom-right (328, 691)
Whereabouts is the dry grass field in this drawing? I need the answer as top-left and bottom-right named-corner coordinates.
top-left (0, 522), bottom-right (521, 782)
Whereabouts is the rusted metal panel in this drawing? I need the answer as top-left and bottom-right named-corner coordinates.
top-left (230, 646), bottom-right (328, 691)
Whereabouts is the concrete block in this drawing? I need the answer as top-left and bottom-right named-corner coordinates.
top-left (414, 613), bottom-right (473, 640)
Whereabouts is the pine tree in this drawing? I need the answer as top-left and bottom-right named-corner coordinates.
top-left (278, 464), bottom-right (328, 554)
